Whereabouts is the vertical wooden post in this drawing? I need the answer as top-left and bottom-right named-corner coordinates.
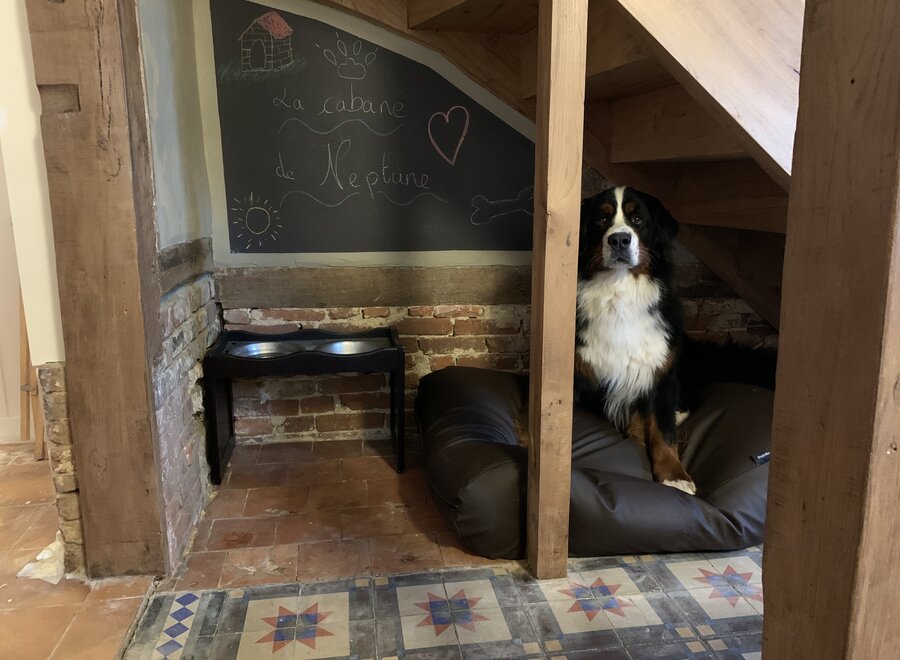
top-left (527, 0), bottom-right (588, 579)
top-left (763, 0), bottom-right (900, 657)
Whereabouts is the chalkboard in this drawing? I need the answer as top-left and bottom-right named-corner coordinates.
top-left (210, 0), bottom-right (535, 253)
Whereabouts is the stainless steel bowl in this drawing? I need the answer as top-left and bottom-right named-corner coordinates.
top-left (226, 340), bottom-right (313, 358)
top-left (314, 339), bottom-right (391, 355)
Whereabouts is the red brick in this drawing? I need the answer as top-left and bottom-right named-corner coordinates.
top-left (233, 398), bottom-right (267, 416)
top-left (363, 306), bottom-right (391, 318)
top-left (418, 337), bottom-right (486, 355)
top-left (429, 356), bottom-right (455, 371)
top-left (485, 335), bottom-right (529, 353)
top-left (316, 323), bottom-right (359, 334)
top-left (316, 413), bottom-right (386, 432)
top-left (341, 393), bottom-right (391, 411)
top-left (433, 305), bottom-right (483, 318)
top-left (453, 319), bottom-right (521, 335)
top-left (257, 308), bottom-right (327, 322)
top-left (328, 308), bottom-right (359, 320)
top-left (396, 318), bottom-right (453, 336)
top-left (318, 374), bottom-right (387, 394)
top-left (300, 395), bottom-right (335, 414)
top-left (235, 417), bottom-right (274, 437)
top-left (223, 309), bottom-right (250, 324)
top-left (269, 399), bottom-right (300, 416)
top-left (456, 354), bottom-right (521, 371)
top-left (399, 337), bottom-right (419, 353)
top-left (282, 417), bottom-right (316, 433)
top-left (407, 306), bottom-right (435, 317)
top-left (231, 381), bottom-right (261, 398)
top-left (227, 324), bottom-right (299, 334)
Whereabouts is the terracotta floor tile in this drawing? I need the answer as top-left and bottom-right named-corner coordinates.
top-left (307, 481), bottom-right (367, 511)
top-left (192, 518), bottom-right (213, 551)
top-left (0, 504), bottom-right (47, 551)
top-left (435, 531), bottom-right (516, 569)
top-left (0, 462), bottom-right (54, 507)
top-left (226, 460), bottom-right (341, 489)
top-left (0, 547), bottom-right (91, 611)
top-left (230, 444), bottom-right (260, 465)
top-left (0, 604), bottom-right (78, 660)
top-left (206, 518), bottom-right (276, 551)
top-left (219, 545), bottom-right (298, 588)
top-left (205, 489), bottom-right (248, 519)
top-left (0, 444), bottom-right (30, 468)
top-left (366, 471), bottom-right (427, 505)
top-left (296, 539), bottom-right (371, 582)
top-left (368, 533), bottom-right (444, 575)
top-left (243, 486), bottom-right (308, 517)
top-left (361, 439), bottom-right (394, 457)
top-left (174, 551), bottom-right (227, 592)
top-left (13, 504), bottom-right (59, 550)
top-left (404, 501), bottom-right (451, 535)
top-left (341, 505), bottom-right (408, 539)
top-left (49, 596), bottom-right (142, 660)
top-left (85, 576), bottom-right (153, 602)
top-left (312, 439), bottom-right (364, 459)
top-left (341, 456), bottom-right (401, 482)
top-left (256, 441), bottom-right (316, 464)
top-left (274, 511), bottom-right (341, 545)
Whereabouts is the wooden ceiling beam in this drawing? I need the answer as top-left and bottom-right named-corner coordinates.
top-left (408, 0), bottom-right (539, 34)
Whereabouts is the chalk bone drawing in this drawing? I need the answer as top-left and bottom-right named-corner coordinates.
top-left (470, 186), bottom-right (534, 225)
top-left (428, 106), bottom-right (470, 166)
top-left (321, 33), bottom-right (378, 80)
top-left (240, 11), bottom-right (294, 73)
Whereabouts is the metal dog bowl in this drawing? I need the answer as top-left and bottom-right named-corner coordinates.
top-left (225, 340), bottom-right (314, 358)
top-left (314, 339), bottom-right (391, 355)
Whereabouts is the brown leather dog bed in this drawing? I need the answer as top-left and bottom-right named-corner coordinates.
top-left (414, 366), bottom-right (772, 558)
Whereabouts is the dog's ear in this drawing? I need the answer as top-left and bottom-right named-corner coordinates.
top-left (645, 193), bottom-right (679, 243)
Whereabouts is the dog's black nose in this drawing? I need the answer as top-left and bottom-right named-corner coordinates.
top-left (607, 232), bottom-right (632, 250)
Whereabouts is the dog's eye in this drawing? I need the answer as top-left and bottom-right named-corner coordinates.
top-left (594, 215), bottom-right (610, 226)
top-left (631, 215), bottom-right (642, 225)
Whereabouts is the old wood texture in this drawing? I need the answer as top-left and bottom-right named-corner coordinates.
top-left (160, 238), bottom-right (213, 296)
top-left (216, 266), bottom-right (531, 308)
top-left (408, 0), bottom-right (538, 34)
top-left (763, 0), bottom-right (900, 657)
top-left (613, 0), bottom-right (801, 188)
top-left (527, 0), bottom-right (588, 579)
top-left (25, 0), bottom-right (166, 575)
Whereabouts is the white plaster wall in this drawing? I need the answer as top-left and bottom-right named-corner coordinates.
top-left (0, 1), bottom-right (65, 371)
top-left (139, 0), bottom-right (214, 249)
top-left (0, 154), bottom-right (22, 441)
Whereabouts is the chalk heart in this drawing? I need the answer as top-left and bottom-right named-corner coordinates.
top-left (428, 105), bottom-right (470, 166)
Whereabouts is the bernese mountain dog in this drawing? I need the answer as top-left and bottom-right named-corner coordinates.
top-left (575, 185), bottom-right (777, 496)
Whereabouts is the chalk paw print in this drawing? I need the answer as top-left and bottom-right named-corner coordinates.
top-left (322, 35), bottom-right (377, 80)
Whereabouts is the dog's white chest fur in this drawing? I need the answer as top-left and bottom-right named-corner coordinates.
top-left (577, 270), bottom-right (671, 425)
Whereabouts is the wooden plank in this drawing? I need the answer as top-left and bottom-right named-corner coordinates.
top-left (613, 0), bottom-right (801, 189)
top-left (527, 0), bottom-right (588, 579)
top-left (521, 0), bottom-right (671, 100)
top-left (611, 84), bottom-right (747, 163)
top-left (24, 0), bottom-right (166, 576)
top-left (408, 0), bottom-right (539, 34)
top-left (160, 238), bottom-right (213, 296)
top-left (30, 368), bottom-right (45, 461)
top-left (216, 266), bottom-right (532, 309)
top-left (19, 294), bottom-right (30, 446)
top-left (763, 0), bottom-right (900, 657)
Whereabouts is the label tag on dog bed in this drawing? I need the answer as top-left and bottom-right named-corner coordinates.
top-left (751, 450), bottom-right (771, 465)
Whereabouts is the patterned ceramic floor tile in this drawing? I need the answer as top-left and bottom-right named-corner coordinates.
top-left (400, 611), bottom-right (461, 649)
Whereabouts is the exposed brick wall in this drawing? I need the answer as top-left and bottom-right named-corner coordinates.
top-left (37, 363), bottom-right (85, 574)
top-left (153, 274), bottom-right (221, 567)
top-left (224, 304), bottom-right (530, 443)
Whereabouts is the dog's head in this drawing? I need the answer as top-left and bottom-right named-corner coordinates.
top-left (579, 186), bottom-right (678, 277)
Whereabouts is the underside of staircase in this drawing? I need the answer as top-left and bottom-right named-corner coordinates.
top-left (320, 0), bottom-right (803, 329)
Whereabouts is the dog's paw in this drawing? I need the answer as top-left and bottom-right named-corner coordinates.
top-left (662, 479), bottom-right (697, 495)
top-left (675, 410), bottom-right (690, 426)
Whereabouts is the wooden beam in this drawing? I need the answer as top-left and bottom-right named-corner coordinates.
top-left (610, 85), bottom-right (747, 163)
top-left (527, 0), bottom-right (588, 579)
top-left (216, 266), bottom-right (531, 308)
top-left (521, 0), bottom-right (670, 101)
top-left (408, 0), bottom-right (538, 34)
top-left (764, 0), bottom-right (900, 657)
top-left (24, 0), bottom-right (166, 575)
top-left (612, 0), bottom-right (801, 189)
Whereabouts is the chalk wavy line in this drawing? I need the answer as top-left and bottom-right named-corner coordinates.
top-left (376, 191), bottom-right (448, 207)
top-left (279, 117), bottom-right (405, 137)
top-left (279, 189), bottom-right (360, 208)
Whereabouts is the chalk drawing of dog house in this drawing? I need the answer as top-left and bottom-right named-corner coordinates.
top-left (240, 11), bottom-right (294, 73)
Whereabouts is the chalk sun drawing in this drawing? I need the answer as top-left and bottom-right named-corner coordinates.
top-left (278, 117), bottom-right (404, 138)
top-left (317, 32), bottom-right (377, 80)
top-left (470, 186), bottom-right (534, 226)
top-left (428, 106), bottom-right (470, 165)
top-left (231, 193), bottom-right (283, 249)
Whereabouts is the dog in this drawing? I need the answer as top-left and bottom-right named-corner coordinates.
top-left (575, 186), bottom-right (695, 494)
